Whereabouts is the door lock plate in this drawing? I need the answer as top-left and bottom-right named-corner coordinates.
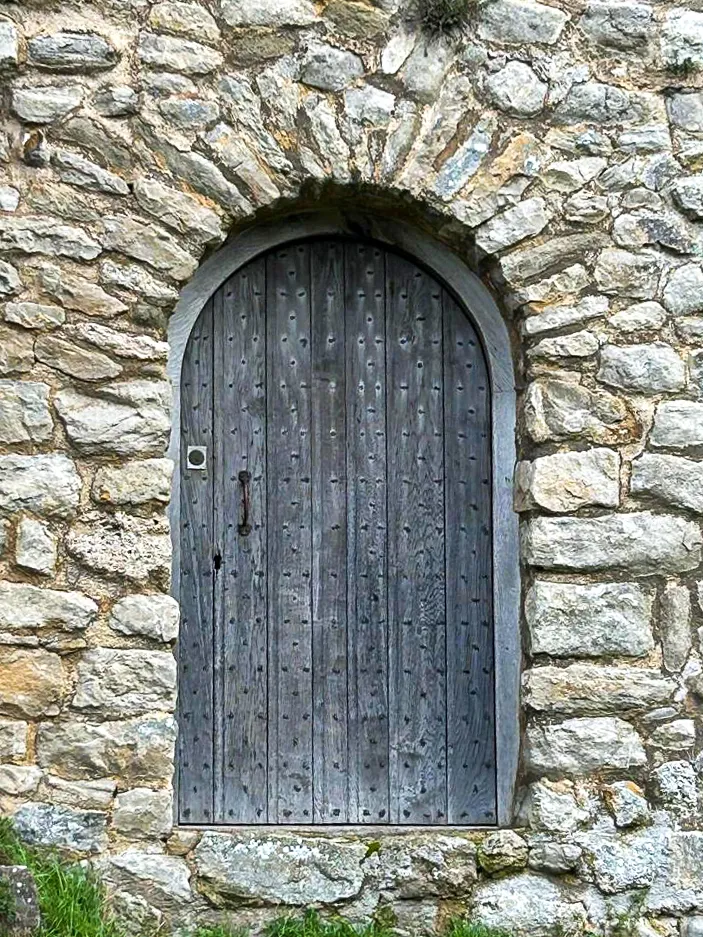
top-left (186, 445), bottom-right (207, 470)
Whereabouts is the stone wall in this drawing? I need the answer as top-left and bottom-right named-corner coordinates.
top-left (1, 0), bottom-right (703, 932)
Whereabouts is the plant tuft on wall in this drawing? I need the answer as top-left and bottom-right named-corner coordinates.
top-left (413, 0), bottom-right (474, 36)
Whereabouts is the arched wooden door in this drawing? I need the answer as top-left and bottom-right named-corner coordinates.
top-left (178, 238), bottom-right (495, 826)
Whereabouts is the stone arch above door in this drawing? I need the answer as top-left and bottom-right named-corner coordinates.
top-left (167, 214), bottom-right (520, 827)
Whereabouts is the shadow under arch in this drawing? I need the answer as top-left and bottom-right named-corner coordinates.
top-left (167, 206), bottom-right (521, 827)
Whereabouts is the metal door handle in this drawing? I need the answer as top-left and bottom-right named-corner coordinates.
top-left (238, 470), bottom-right (252, 536)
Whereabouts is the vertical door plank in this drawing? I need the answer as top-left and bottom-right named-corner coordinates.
top-left (386, 254), bottom-right (447, 824)
top-left (443, 293), bottom-right (496, 824)
top-left (214, 261), bottom-right (269, 823)
top-left (178, 300), bottom-right (215, 824)
top-left (310, 241), bottom-right (348, 823)
top-left (266, 242), bottom-right (314, 823)
top-left (345, 242), bottom-right (390, 824)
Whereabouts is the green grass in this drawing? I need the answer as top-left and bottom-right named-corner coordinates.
top-left (264, 910), bottom-right (394, 937)
top-left (0, 873), bottom-right (18, 929)
top-left (446, 924), bottom-right (511, 937)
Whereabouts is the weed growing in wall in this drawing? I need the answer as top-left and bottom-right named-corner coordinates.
top-left (412, 0), bottom-right (474, 36)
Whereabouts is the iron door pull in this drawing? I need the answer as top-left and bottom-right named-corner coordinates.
top-left (238, 470), bottom-right (252, 536)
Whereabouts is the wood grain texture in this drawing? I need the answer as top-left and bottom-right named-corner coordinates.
top-left (266, 243), bottom-right (314, 823)
top-left (386, 253), bottom-right (447, 824)
top-left (178, 299), bottom-right (215, 824)
top-left (345, 242), bottom-right (390, 824)
top-left (443, 292), bottom-right (496, 824)
top-left (214, 260), bottom-right (269, 823)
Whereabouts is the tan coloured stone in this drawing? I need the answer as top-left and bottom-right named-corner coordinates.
top-left (66, 512), bottom-right (171, 584)
top-left (0, 326), bottom-right (34, 375)
top-left (92, 458), bottom-right (173, 505)
top-left (113, 788), bottom-right (173, 838)
top-left (35, 333), bottom-right (122, 381)
top-left (0, 719), bottom-right (28, 762)
top-left (39, 265), bottom-right (128, 318)
top-left (0, 649), bottom-right (67, 719)
top-left (523, 663), bottom-right (676, 715)
top-left (515, 448), bottom-right (620, 512)
top-left (73, 648), bottom-right (177, 716)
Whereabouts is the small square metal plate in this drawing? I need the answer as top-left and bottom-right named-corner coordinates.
top-left (186, 445), bottom-right (207, 470)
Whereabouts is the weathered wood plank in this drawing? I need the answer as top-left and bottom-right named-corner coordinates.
top-left (178, 299), bottom-right (215, 824)
top-left (214, 260), bottom-right (269, 823)
top-left (266, 242), bottom-right (314, 823)
top-left (386, 254), bottom-right (447, 824)
top-left (443, 292), bottom-right (496, 824)
top-left (345, 241), bottom-right (390, 824)
top-left (310, 241), bottom-right (349, 823)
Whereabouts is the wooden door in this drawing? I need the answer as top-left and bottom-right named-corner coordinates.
top-left (178, 238), bottom-right (495, 826)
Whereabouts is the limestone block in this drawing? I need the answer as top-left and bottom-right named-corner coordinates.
top-left (500, 233), bottom-right (608, 286)
top-left (472, 872), bottom-right (588, 937)
top-left (603, 780), bottom-right (649, 828)
top-left (64, 323), bottom-right (168, 362)
top-left (528, 842), bottom-right (582, 874)
top-left (485, 62), bottom-right (547, 117)
top-left (632, 454), bottom-right (703, 514)
top-left (99, 261), bottom-right (179, 305)
top-left (137, 32), bottom-right (223, 75)
top-left (515, 448), bottom-right (620, 512)
top-left (93, 85), bottom-right (140, 117)
top-left (526, 717), bottom-right (647, 776)
top-left (96, 849), bottom-right (192, 904)
top-left (28, 32), bottom-right (117, 71)
top-left (149, 2), bottom-right (221, 42)
top-left (667, 92), bottom-right (703, 132)
top-left (524, 379), bottom-right (628, 444)
top-left (301, 42), bottom-right (363, 92)
top-left (73, 648), bottom-right (177, 716)
top-left (594, 248), bottom-right (660, 298)
top-left (52, 150), bottom-right (130, 196)
top-left (37, 775), bottom-right (116, 810)
top-left (194, 831), bottom-right (366, 905)
top-left (541, 156), bottom-right (607, 193)
top-left (661, 10), bottom-right (703, 70)
top-left (55, 382), bottom-right (170, 457)
top-left (158, 96), bottom-right (220, 131)
top-left (612, 211), bottom-right (693, 255)
top-left (0, 649), bottom-right (67, 719)
top-left (523, 663), bottom-right (675, 715)
top-left (220, 0), bottom-right (316, 27)
top-left (0, 327), bottom-right (34, 375)
top-left (15, 517), bottom-right (57, 575)
top-left (203, 123), bottom-right (281, 204)
top-left (40, 265), bottom-right (127, 318)
top-left (523, 295), bottom-right (608, 336)
top-left (475, 198), bottom-right (551, 253)
top-left (526, 580), bottom-right (654, 658)
top-left (5, 302), bottom-right (65, 330)
top-left (0, 381), bottom-right (52, 444)
top-left (113, 788), bottom-right (173, 838)
top-left (577, 827), bottom-right (666, 894)
top-left (399, 36), bottom-right (454, 101)
top-left (132, 178), bottom-right (223, 245)
top-left (345, 86), bottom-right (395, 125)
top-left (0, 719), bottom-right (27, 762)
top-left (650, 719), bottom-right (696, 750)
top-left (0, 764), bottom-right (42, 795)
top-left (363, 834), bottom-right (477, 898)
top-left (477, 0), bottom-right (568, 44)
top-left (650, 401), bottom-right (703, 449)
top-left (477, 830), bottom-right (528, 874)
top-left (35, 334), bottom-right (122, 381)
top-left (579, 1), bottom-right (654, 50)
top-left (673, 176), bottom-right (703, 221)
top-left (14, 802), bottom-right (107, 854)
top-left (92, 458), bottom-right (173, 506)
top-left (0, 867), bottom-right (41, 937)
top-left (66, 512), bottom-right (171, 584)
top-left (598, 343), bottom-right (685, 394)
top-left (0, 454), bottom-right (81, 517)
top-left (109, 594), bottom-right (179, 643)
top-left (101, 216), bottom-right (198, 281)
top-left (12, 86), bottom-right (83, 123)
top-left (556, 82), bottom-right (632, 124)
top-left (611, 301), bottom-right (666, 332)
top-left (36, 715), bottom-right (177, 783)
top-left (0, 19), bottom-right (19, 69)
top-left (651, 761), bottom-right (699, 823)
top-left (663, 265), bottom-right (703, 317)
top-left (0, 216), bottom-right (101, 261)
top-left (0, 261), bottom-right (22, 296)
top-left (523, 512), bottom-right (702, 574)
top-left (524, 780), bottom-right (591, 833)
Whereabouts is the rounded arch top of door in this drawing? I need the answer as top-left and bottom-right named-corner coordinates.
top-left (168, 217), bottom-right (519, 829)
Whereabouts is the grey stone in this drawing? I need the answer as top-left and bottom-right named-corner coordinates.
top-left (0, 216), bottom-right (101, 261)
top-left (220, 0), bottom-right (316, 27)
top-left (612, 212), bottom-right (693, 255)
top-left (0, 20), bottom-right (19, 70)
top-left (677, 318), bottom-right (703, 341)
top-left (109, 594), bottom-right (179, 643)
top-left (475, 197), bottom-right (552, 254)
top-left (0, 582), bottom-right (97, 637)
top-left (113, 788), bottom-right (173, 838)
top-left (64, 323), bottom-right (168, 361)
top-left (99, 260), bottom-right (178, 305)
top-left (157, 96), bottom-right (220, 131)
top-left (399, 36), bottom-right (455, 102)
top-left (363, 834), bottom-right (477, 898)
top-left (529, 329), bottom-right (600, 359)
top-left (477, 830), bottom-right (528, 874)
top-left (0, 719), bottom-right (27, 762)
top-left (472, 872), bottom-right (588, 937)
top-left (577, 827), bottom-right (666, 894)
top-left (12, 86), bottom-right (83, 123)
top-left (526, 580), bottom-right (654, 658)
top-left (138, 32), bottom-right (222, 75)
top-left (523, 663), bottom-right (675, 715)
top-left (194, 831), bottom-right (366, 906)
top-left (651, 761), bottom-right (699, 821)
top-left (96, 849), bottom-right (192, 905)
top-left (651, 401), bottom-right (703, 450)
top-left (564, 192), bottom-right (609, 223)
top-left (0, 867), bottom-right (41, 937)
top-left (28, 33), bottom-right (117, 71)
top-left (5, 302), bottom-right (65, 330)
top-left (433, 118), bottom-right (494, 199)
top-left (610, 301), bottom-right (666, 332)
top-left (541, 156), bottom-right (607, 193)
top-left (650, 719), bottom-right (696, 750)
top-left (556, 82), bottom-right (632, 124)
top-left (37, 775), bottom-right (116, 810)
top-left (40, 265), bottom-right (127, 318)
top-left (92, 458), bottom-right (173, 506)
top-left (523, 512), bottom-right (702, 574)
top-left (93, 85), bottom-right (140, 117)
top-left (36, 715), bottom-right (176, 784)
top-left (133, 177), bottom-right (223, 245)
top-left (66, 512), bottom-right (171, 584)
top-left (526, 716), bottom-right (647, 777)
top-left (0, 381), bottom-right (52, 444)
top-left (52, 150), bottom-right (129, 196)
top-left (528, 843), bottom-right (582, 874)
top-left (604, 780), bottom-right (649, 828)
top-left (301, 42), bottom-right (363, 92)
top-left (598, 343), bottom-right (685, 394)
top-left (660, 583), bottom-right (692, 673)
top-left (0, 327), bottom-right (33, 375)
top-left (0, 261), bottom-right (22, 296)
top-left (56, 115), bottom-right (132, 171)
top-left (0, 649), bottom-right (67, 719)
top-left (594, 248), bottom-right (660, 299)
top-left (523, 295), bottom-right (608, 336)
top-left (632, 454), bottom-right (703, 514)
top-left (345, 85), bottom-right (395, 125)
top-left (500, 233), bottom-right (608, 285)
top-left (101, 216), bottom-right (198, 281)
top-left (579, 1), bottom-right (654, 50)
top-left (663, 265), bottom-right (703, 317)
top-left (73, 648), bottom-right (176, 716)
top-left (0, 765), bottom-right (42, 796)
top-left (673, 176), bottom-right (703, 221)
top-left (148, 2), bottom-right (220, 42)
top-left (668, 93), bottom-right (703, 133)
top-left (683, 919), bottom-right (703, 937)
top-left (524, 378), bottom-right (628, 445)
top-left (55, 382), bottom-right (170, 457)
top-left (515, 448), bottom-right (620, 513)
top-left (35, 334), bottom-right (122, 382)
top-left (661, 10), bottom-right (703, 70)
top-left (477, 0), bottom-right (568, 45)
top-left (485, 62), bottom-right (547, 117)
top-left (204, 123), bottom-right (281, 204)
top-left (524, 780), bottom-right (591, 833)
top-left (13, 803), bottom-right (107, 855)
top-left (0, 454), bottom-right (81, 518)
top-left (15, 518), bottom-right (57, 576)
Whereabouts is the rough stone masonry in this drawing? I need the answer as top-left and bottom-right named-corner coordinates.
top-left (0, 0), bottom-right (703, 933)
